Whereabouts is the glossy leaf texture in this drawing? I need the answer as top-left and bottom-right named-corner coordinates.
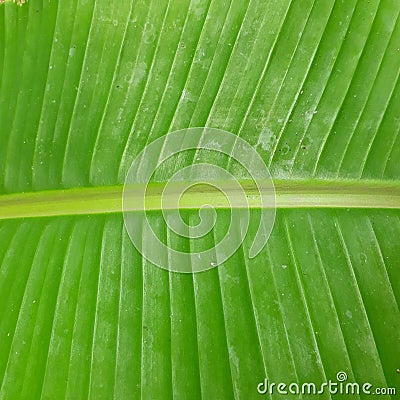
top-left (0, 0), bottom-right (399, 399)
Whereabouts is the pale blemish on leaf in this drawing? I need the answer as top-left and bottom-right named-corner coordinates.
top-left (0, 0), bottom-right (28, 5)
top-left (257, 127), bottom-right (276, 152)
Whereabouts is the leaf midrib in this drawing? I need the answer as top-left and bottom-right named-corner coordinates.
top-left (1, 179), bottom-right (399, 220)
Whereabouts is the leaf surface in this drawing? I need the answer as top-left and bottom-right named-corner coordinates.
top-left (0, 0), bottom-right (399, 398)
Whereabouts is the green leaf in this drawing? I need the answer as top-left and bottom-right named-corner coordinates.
top-left (1, 0), bottom-right (399, 399)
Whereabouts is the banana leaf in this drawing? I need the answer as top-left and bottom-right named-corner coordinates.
top-left (0, 0), bottom-right (399, 398)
